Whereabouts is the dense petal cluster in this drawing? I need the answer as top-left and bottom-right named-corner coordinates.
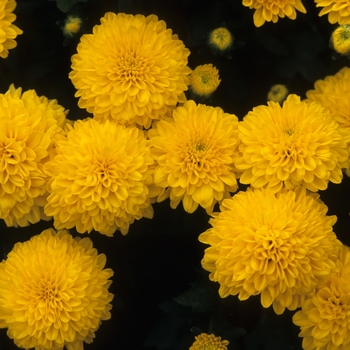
top-left (242, 0), bottom-right (306, 27)
top-left (199, 186), bottom-right (341, 314)
top-left (235, 94), bottom-right (348, 192)
top-left (330, 25), bottom-right (350, 55)
top-left (0, 228), bottom-right (114, 350)
top-left (189, 333), bottom-right (229, 350)
top-left (0, 0), bottom-right (22, 58)
top-left (293, 245), bottom-right (350, 350)
top-left (306, 67), bottom-right (350, 173)
top-left (190, 64), bottom-right (221, 98)
top-left (45, 118), bottom-right (155, 236)
top-left (208, 27), bottom-right (233, 52)
top-left (69, 12), bottom-right (191, 128)
top-left (0, 84), bottom-right (67, 227)
top-left (315, 0), bottom-right (350, 24)
top-left (149, 100), bottom-right (240, 213)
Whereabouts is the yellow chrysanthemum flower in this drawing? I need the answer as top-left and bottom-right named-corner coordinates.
top-left (293, 245), bottom-right (350, 350)
top-left (149, 100), bottom-right (240, 214)
top-left (0, 0), bottom-right (22, 58)
top-left (267, 84), bottom-right (289, 103)
top-left (189, 333), bottom-right (229, 350)
top-left (69, 12), bottom-right (191, 128)
top-left (190, 64), bottom-right (221, 98)
top-left (235, 94), bottom-right (348, 192)
top-left (199, 186), bottom-right (342, 315)
top-left (0, 84), bottom-right (67, 227)
top-left (306, 67), bottom-right (350, 174)
top-left (330, 25), bottom-right (350, 55)
top-left (208, 27), bottom-right (233, 52)
top-left (45, 118), bottom-right (155, 236)
top-left (0, 228), bottom-right (114, 350)
top-left (315, 0), bottom-right (350, 25)
top-left (242, 0), bottom-right (306, 27)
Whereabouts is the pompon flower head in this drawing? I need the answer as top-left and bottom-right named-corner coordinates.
top-left (199, 186), bottom-right (342, 315)
top-left (208, 27), bottom-right (233, 53)
top-left (149, 100), bottom-right (240, 214)
top-left (242, 0), bottom-right (306, 27)
top-left (0, 0), bottom-right (22, 58)
top-left (0, 228), bottom-right (114, 350)
top-left (315, 0), bottom-right (350, 25)
top-left (330, 25), bottom-right (350, 55)
top-left (306, 67), bottom-right (350, 174)
top-left (235, 94), bottom-right (348, 193)
top-left (293, 245), bottom-right (350, 350)
top-left (190, 64), bottom-right (221, 99)
top-left (0, 84), bottom-right (67, 227)
top-left (69, 12), bottom-right (191, 128)
top-left (189, 333), bottom-right (229, 350)
top-left (45, 118), bottom-right (155, 236)
top-left (267, 84), bottom-right (289, 103)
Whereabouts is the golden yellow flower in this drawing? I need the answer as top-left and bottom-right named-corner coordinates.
top-left (62, 15), bottom-right (82, 38)
top-left (0, 0), bottom-right (22, 58)
top-left (190, 64), bottom-right (221, 98)
top-left (149, 100), bottom-right (240, 214)
top-left (199, 186), bottom-right (342, 315)
top-left (315, 0), bottom-right (350, 25)
top-left (208, 27), bottom-right (233, 52)
top-left (331, 25), bottom-right (350, 55)
top-left (242, 0), bottom-right (306, 27)
top-left (69, 12), bottom-right (191, 128)
top-left (0, 84), bottom-right (67, 227)
top-left (189, 333), bottom-right (229, 350)
top-left (45, 118), bottom-right (155, 236)
top-left (293, 245), bottom-right (350, 350)
top-left (235, 94), bottom-right (348, 192)
top-left (0, 228), bottom-right (114, 350)
top-left (267, 84), bottom-right (289, 103)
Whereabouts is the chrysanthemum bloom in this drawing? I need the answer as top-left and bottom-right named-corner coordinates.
top-left (190, 64), bottom-right (221, 98)
top-left (235, 94), bottom-right (348, 192)
top-left (331, 25), bottom-right (350, 55)
top-left (69, 12), bottom-right (191, 128)
top-left (306, 67), bottom-right (350, 174)
top-left (293, 245), bottom-right (350, 350)
top-left (208, 27), bottom-right (233, 52)
top-left (0, 84), bottom-right (67, 227)
top-left (149, 100), bottom-right (240, 214)
top-left (267, 84), bottom-right (289, 103)
top-left (199, 186), bottom-right (342, 315)
top-left (315, 0), bottom-right (350, 24)
top-left (45, 118), bottom-right (155, 236)
top-left (0, 0), bottom-right (22, 58)
top-left (0, 228), bottom-right (114, 350)
top-left (62, 15), bottom-right (82, 38)
top-left (242, 0), bottom-right (306, 27)
top-left (189, 333), bottom-right (229, 350)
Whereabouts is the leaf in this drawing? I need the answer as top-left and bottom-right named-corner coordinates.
top-left (51, 0), bottom-right (88, 13)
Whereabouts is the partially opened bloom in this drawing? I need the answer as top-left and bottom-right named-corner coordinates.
top-left (242, 0), bottom-right (306, 27)
top-left (69, 12), bottom-right (191, 128)
top-left (190, 64), bottom-right (221, 98)
top-left (208, 27), bottom-right (233, 52)
top-left (293, 245), bottom-right (350, 350)
top-left (190, 333), bottom-right (229, 350)
top-left (315, 0), bottom-right (350, 25)
top-left (0, 0), bottom-right (22, 58)
top-left (0, 84), bottom-right (67, 227)
top-left (45, 118), bottom-right (155, 236)
top-left (149, 100), bottom-right (240, 213)
top-left (199, 186), bottom-right (341, 315)
top-left (267, 84), bottom-right (289, 103)
top-left (330, 25), bottom-right (350, 55)
top-left (235, 94), bottom-right (348, 192)
top-left (0, 228), bottom-right (114, 350)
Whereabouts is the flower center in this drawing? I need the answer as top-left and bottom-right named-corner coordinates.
top-left (119, 51), bottom-right (147, 82)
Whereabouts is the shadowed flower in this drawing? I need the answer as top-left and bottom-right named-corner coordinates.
top-left (235, 94), bottom-right (348, 192)
top-left (0, 228), bottom-right (114, 350)
top-left (267, 84), bottom-right (289, 103)
top-left (199, 186), bottom-right (342, 315)
top-left (149, 100), bottom-right (240, 214)
top-left (0, 0), bottom-right (22, 58)
top-left (331, 25), bottom-right (350, 55)
top-left (45, 118), bottom-right (155, 236)
top-left (69, 12), bottom-right (191, 128)
top-left (208, 27), bottom-right (233, 52)
top-left (190, 333), bottom-right (229, 350)
top-left (242, 0), bottom-right (306, 27)
top-left (190, 64), bottom-right (221, 98)
top-left (315, 0), bottom-right (350, 24)
top-left (293, 245), bottom-right (350, 350)
top-left (0, 84), bottom-right (67, 227)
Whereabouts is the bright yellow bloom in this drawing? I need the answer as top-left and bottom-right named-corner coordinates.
top-left (315, 0), bottom-right (350, 25)
top-left (0, 228), bottom-right (114, 350)
top-left (199, 186), bottom-right (342, 315)
top-left (293, 245), bottom-right (350, 350)
top-left (267, 84), bottom-right (289, 103)
top-left (242, 0), bottom-right (306, 27)
top-left (0, 0), bottom-right (22, 58)
top-left (331, 25), bottom-right (350, 55)
top-left (149, 100), bottom-right (240, 214)
top-left (208, 27), bottom-right (233, 52)
top-left (235, 94), bottom-right (348, 192)
top-left (69, 12), bottom-right (191, 128)
top-left (189, 333), bottom-right (229, 350)
top-left (0, 84), bottom-right (67, 227)
top-left (45, 118), bottom-right (155, 236)
top-left (190, 64), bottom-right (221, 98)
